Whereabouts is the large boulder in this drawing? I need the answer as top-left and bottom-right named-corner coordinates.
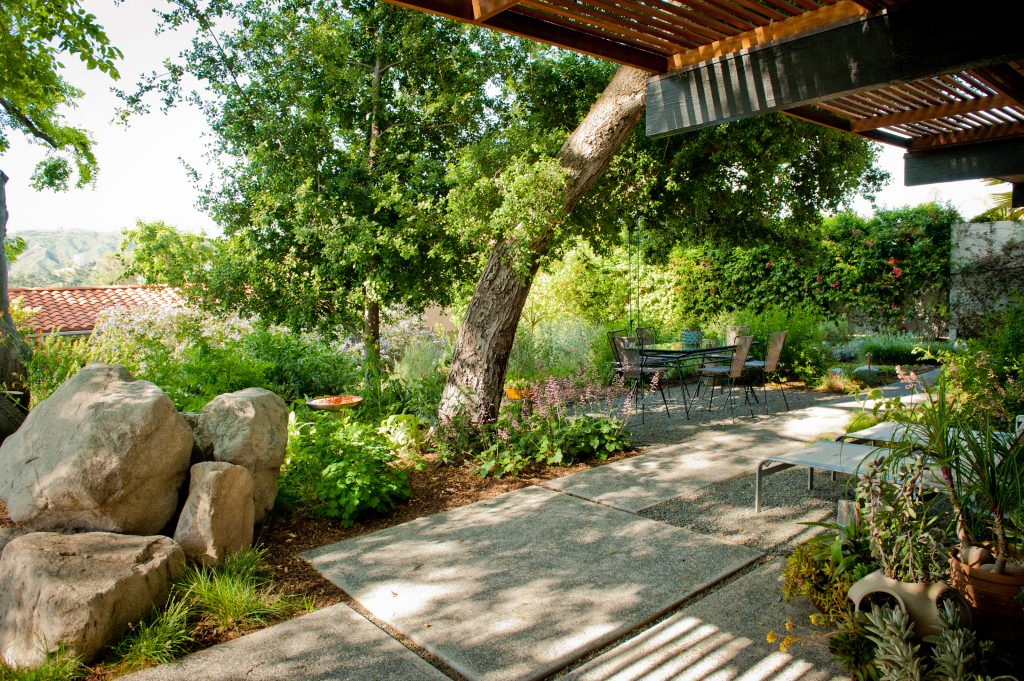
top-left (0, 364), bottom-right (193, 534)
top-left (0, 527), bottom-right (25, 557)
top-left (192, 388), bottom-right (288, 523)
top-left (0, 532), bottom-right (184, 668)
top-left (174, 462), bottom-right (255, 566)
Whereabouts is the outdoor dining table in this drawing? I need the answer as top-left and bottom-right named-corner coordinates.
top-left (638, 344), bottom-right (736, 418)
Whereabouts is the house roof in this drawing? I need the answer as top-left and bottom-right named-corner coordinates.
top-left (10, 285), bottom-right (184, 334)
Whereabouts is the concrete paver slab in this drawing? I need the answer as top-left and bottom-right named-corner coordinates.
top-left (541, 448), bottom-right (759, 512)
top-left (563, 560), bottom-right (845, 681)
top-left (122, 603), bottom-right (449, 681)
top-left (303, 486), bottom-right (761, 681)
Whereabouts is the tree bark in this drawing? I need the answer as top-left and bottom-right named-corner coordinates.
top-left (438, 66), bottom-right (648, 425)
top-left (0, 170), bottom-right (31, 438)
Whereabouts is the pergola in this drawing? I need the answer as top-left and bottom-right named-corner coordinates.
top-left (384, 0), bottom-right (1024, 204)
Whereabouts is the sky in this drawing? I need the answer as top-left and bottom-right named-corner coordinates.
top-left (0, 1), bottom-right (1001, 236)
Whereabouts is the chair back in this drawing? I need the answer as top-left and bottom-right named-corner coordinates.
top-left (726, 325), bottom-right (751, 346)
top-left (607, 330), bottom-right (628, 364)
top-left (1015, 414), bottom-right (1024, 445)
top-left (635, 326), bottom-right (656, 348)
top-left (729, 335), bottom-right (753, 378)
top-left (762, 331), bottom-right (787, 372)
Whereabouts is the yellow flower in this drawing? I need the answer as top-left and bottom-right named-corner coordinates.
top-left (766, 630), bottom-right (778, 644)
top-left (779, 635), bottom-right (798, 653)
top-left (784, 617), bottom-right (794, 631)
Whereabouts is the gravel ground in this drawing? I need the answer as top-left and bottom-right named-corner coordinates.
top-left (618, 381), bottom-right (851, 448)
top-left (639, 467), bottom-right (857, 555)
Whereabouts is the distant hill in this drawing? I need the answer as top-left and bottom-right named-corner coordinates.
top-left (8, 229), bottom-right (126, 287)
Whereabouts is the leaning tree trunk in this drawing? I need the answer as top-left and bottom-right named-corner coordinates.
top-left (0, 171), bottom-right (31, 438)
top-left (437, 66), bottom-right (648, 426)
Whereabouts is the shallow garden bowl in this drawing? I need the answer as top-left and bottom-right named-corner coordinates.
top-left (307, 395), bottom-right (363, 413)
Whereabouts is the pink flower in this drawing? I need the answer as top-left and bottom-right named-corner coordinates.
top-left (831, 281), bottom-right (840, 289)
top-left (865, 238), bottom-right (873, 246)
top-left (892, 267), bottom-right (903, 278)
top-left (815, 275), bottom-right (823, 282)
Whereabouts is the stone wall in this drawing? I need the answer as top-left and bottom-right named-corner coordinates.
top-left (950, 221), bottom-right (1024, 339)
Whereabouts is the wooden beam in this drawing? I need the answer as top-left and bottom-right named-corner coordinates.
top-left (485, 10), bottom-right (668, 72)
top-left (668, 1), bottom-right (866, 72)
top-left (472, 0), bottom-right (518, 21)
top-left (904, 136), bottom-right (1024, 186)
top-left (785, 105), bottom-right (910, 147)
top-left (974, 64), bottom-right (1024, 106)
top-left (647, 0), bottom-right (1024, 138)
top-left (850, 94), bottom-right (1016, 132)
top-left (907, 123), bottom-right (1024, 152)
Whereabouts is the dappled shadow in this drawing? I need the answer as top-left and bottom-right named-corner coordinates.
top-left (563, 560), bottom-right (845, 681)
top-left (640, 467), bottom-right (854, 555)
top-left (304, 487), bottom-right (761, 681)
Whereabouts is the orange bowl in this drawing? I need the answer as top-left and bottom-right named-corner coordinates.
top-left (307, 395), bottom-right (363, 412)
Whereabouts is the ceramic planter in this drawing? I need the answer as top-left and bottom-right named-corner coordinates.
top-left (681, 329), bottom-right (704, 350)
top-left (847, 569), bottom-right (969, 639)
top-left (949, 548), bottom-right (1024, 643)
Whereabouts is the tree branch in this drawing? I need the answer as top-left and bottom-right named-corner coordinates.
top-left (0, 98), bottom-right (60, 150)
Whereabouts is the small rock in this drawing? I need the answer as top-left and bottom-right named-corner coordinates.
top-left (959, 544), bottom-right (994, 567)
top-left (174, 462), bottom-right (255, 566)
top-left (0, 531), bottom-right (184, 668)
top-left (853, 365), bottom-right (879, 376)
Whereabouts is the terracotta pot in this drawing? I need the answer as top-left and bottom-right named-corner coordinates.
top-left (949, 549), bottom-right (1024, 643)
top-left (847, 569), bottom-right (969, 639)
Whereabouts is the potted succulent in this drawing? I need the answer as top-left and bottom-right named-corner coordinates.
top-left (847, 457), bottom-right (962, 639)
top-left (942, 415), bottom-right (1024, 641)
top-left (881, 376), bottom-right (1024, 641)
top-left (504, 377), bottom-right (533, 401)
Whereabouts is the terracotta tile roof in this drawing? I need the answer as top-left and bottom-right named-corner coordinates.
top-left (10, 285), bottom-right (184, 334)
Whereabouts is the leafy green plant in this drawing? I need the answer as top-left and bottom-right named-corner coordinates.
top-left (864, 604), bottom-right (923, 681)
top-left (473, 378), bottom-right (630, 478)
top-left (712, 304), bottom-right (829, 383)
top-left (828, 613), bottom-right (881, 681)
top-left (241, 327), bottom-right (361, 402)
top-left (279, 410), bottom-right (411, 526)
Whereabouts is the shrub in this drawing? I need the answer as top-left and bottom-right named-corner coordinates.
top-left (975, 294), bottom-right (1024, 378)
top-left (473, 376), bottom-right (630, 477)
top-left (241, 327), bottom-right (361, 402)
top-left (712, 305), bottom-right (829, 383)
top-left (859, 333), bottom-right (948, 366)
top-left (279, 410), bottom-right (411, 525)
top-left (507, 317), bottom-right (607, 384)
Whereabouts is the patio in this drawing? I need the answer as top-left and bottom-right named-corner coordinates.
top-left (124, 379), bottom-right (922, 680)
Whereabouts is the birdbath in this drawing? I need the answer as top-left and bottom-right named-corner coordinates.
top-left (306, 395), bottom-right (363, 416)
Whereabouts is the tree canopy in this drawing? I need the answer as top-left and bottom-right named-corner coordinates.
top-left (0, 0), bottom-right (122, 189)
top-left (128, 0), bottom-right (527, 342)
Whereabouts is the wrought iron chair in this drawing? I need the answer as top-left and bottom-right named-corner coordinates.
top-left (745, 331), bottom-right (790, 413)
top-left (691, 335), bottom-right (755, 418)
top-left (610, 334), bottom-right (671, 423)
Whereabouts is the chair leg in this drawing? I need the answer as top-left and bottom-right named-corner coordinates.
top-left (777, 377), bottom-right (790, 411)
top-left (657, 378), bottom-right (670, 418)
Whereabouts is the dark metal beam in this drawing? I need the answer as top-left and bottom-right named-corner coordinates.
top-left (647, 0), bottom-right (1023, 138)
top-left (1013, 183), bottom-right (1024, 209)
top-left (904, 136), bottom-right (1024, 186)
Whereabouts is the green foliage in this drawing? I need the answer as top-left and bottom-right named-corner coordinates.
top-left (0, 648), bottom-right (84, 681)
top-left (128, 0), bottom-right (524, 333)
top-left (1, 0), bottom-right (121, 189)
top-left (828, 614), bottom-right (881, 681)
top-left (975, 295), bottom-right (1024, 378)
top-left (109, 597), bottom-right (193, 673)
top-left (926, 601), bottom-right (992, 681)
top-left (507, 317), bottom-right (606, 384)
top-left (782, 524), bottom-right (876, 626)
top-left (241, 327), bottom-right (362, 403)
top-left (20, 332), bottom-right (91, 408)
top-left (280, 410), bottom-right (411, 526)
top-left (4, 236), bottom-right (26, 265)
top-left (712, 305), bottom-right (829, 383)
top-left (857, 459), bottom-right (949, 583)
top-left (117, 220), bottom-right (214, 286)
top-left (474, 411), bottom-right (629, 478)
top-left (859, 333), bottom-right (949, 366)
top-left (863, 605), bottom-right (923, 681)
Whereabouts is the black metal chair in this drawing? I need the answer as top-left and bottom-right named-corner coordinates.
top-left (610, 334), bottom-right (671, 423)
